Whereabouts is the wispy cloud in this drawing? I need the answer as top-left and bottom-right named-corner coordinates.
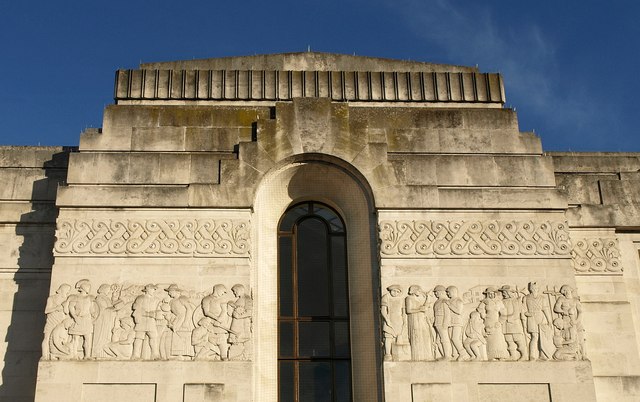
top-left (383, 0), bottom-right (619, 150)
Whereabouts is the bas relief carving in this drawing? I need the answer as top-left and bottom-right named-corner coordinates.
top-left (42, 280), bottom-right (253, 361)
top-left (571, 237), bottom-right (622, 274)
top-left (381, 282), bottom-right (585, 362)
top-left (54, 219), bottom-right (250, 256)
top-left (379, 220), bottom-right (571, 257)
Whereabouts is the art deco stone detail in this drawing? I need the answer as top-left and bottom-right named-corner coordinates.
top-left (382, 282), bottom-right (585, 362)
top-left (54, 219), bottom-right (250, 256)
top-left (42, 280), bottom-right (252, 361)
top-left (379, 220), bottom-right (571, 257)
top-left (571, 237), bottom-right (622, 273)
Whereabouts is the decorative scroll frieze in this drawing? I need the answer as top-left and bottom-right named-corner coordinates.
top-left (379, 220), bottom-right (571, 257)
top-left (382, 282), bottom-right (585, 362)
top-left (571, 237), bottom-right (622, 274)
top-left (42, 280), bottom-right (252, 361)
top-left (54, 219), bottom-right (250, 257)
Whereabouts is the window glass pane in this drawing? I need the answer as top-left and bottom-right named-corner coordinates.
top-left (279, 236), bottom-right (293, 317)
top-left (333, 321), bottom-right (350, 358)
top-left (331, 236), bottom-right (348, 317)
top-left (299, 362), bottom-right (332, 401)
top-left (280, 204), bottom-right (309, 232)
top-left (279, 321), bottom-right (294, 358)
top-left (279, 361), bottom-right (295, 402)
top-left (297, 218), bottom-right (329, 317)
top-left (298, 321), bottom-right (331, 358)
top-left (334, 361), bottom-right (352, 402)
top-left (313, 204), bottom-right (344, 233)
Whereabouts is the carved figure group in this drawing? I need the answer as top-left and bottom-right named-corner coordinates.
top-left (41, 280), bottom-right (253, 361)
top-left (381, 282), bottom-right (585, 362)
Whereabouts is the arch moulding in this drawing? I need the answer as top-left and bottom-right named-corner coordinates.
top-left (252, 154), bottom-right (382, 402)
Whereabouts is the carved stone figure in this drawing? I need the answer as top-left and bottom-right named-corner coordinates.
top-left (463, 311), bottom-right (487, 360)
top-left (477, 287), bottom-right (509, 360)
top-left (132, 284), bottom-right (161, 360)
top-left (165, 284), bottom-right (196, 359)
top-left (446, 286), bottom-right (470, 361)
top-left (228, 284), bottom-right (253, 360)
top-left (42, 284), bottom-right (71, 360)
top-left (523, 281), bottom-right (554, 360)
top-left (404, 285), bottom-right (435, 361)
top-left (201, 284), bottom-right (233, 360)
top-left (499, 285), bottom-right (527, 360)
top-left (433, 285), bottom-right (452, 360)
top-left (92, 284), bottom-right (118, 358)
top-left (104, 317), bottom-right (135, 359)
top-left (192, 317), bottom-right (219, 360)
top-left (552, 317), bottom-right (580, 360)
top-left (553, 284), bottom-right (585, 359)
top-left (67, 279), bottom-right (97, 359)
top-left (157, 298), bottom-right (173, 360)
top-left (50, 317), bottom-right (75, 360)
top-left (381, 285), bottom-right (406, 361)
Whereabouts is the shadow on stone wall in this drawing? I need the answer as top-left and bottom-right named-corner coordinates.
top-left (1, 148), bottom-right (73, 402)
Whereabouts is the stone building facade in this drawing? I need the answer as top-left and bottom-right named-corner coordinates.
top-left (1, 53), bottom-right (640, 401)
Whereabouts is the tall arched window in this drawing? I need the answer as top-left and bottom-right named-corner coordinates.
top-left (278, 202), bottom-right (351, 402)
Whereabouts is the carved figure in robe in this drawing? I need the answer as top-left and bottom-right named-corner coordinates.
top-left (228, 284), bottom-right (252, 360)
top-left (91, 284), bottom-right (118, 358)
top-left (42, 283), bottom-right (71, 360)
top-left (104, 317), bottom-right (135, 359)
top-left (201, 284), bottom-right (233, 360)
top-left (165, 284), bottom-right (196, 359)
top-left (404, 285), bottom-right (435, 361)
top-left (499, 285), bottom-right (527, 360)
top-left (463, 311), bottom-right (487, 360)
top-left (381, 285), bottom-right (406, 361)
top-left (50, 317), bottom-right (75, 360)
top-left (67, 279), bottom-right (97, 359)
top-left (477, 287), bottom-right (509, 360)
top-left (445, 286), bottom-right (470, 361)
top-left (552, 317), bottom-right (580, 361)
top-left (132, 284), bottom-right (161, 359)
top-left (432, 285), bottom-right (452, 360)
top-left (553, 285), bottom-right (585, 359)
top-left (523, 281), bottom-right (554, 360)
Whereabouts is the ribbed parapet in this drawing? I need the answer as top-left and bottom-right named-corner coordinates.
top-left (114, 69), bottom-right (504, 104)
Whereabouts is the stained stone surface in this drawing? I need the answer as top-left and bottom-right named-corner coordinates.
top-left (0, 53), bottom-right (639, 401)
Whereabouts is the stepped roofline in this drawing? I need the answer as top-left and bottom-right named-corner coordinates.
top-left (139, 51), bottom-right (478, 73)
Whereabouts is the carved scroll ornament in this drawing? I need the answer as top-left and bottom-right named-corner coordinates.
top-left (382, 282), bottom-right (585, 362)
top-left (571, 237), bottom-right (622, 274)
top-left (42, 280), bottom-right (253, 362)
top-left (379, 220), bottom-right (571, 257)
top-left (54, 219), bottom-right (250, 256)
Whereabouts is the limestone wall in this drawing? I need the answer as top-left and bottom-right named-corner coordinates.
top-left (0, 146), bottom-right (71, 402)
top-left (551, 152), bottom-right (640, 401)
top-left (2, 55), bottom-right (639, 402)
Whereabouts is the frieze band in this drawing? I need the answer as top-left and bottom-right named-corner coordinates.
top-left (382, 282), bottom-right (585, 362)
top-left (54, 219), bottom-right (250, 256)
top-left (42, 280), bottom-right (252, 361)
top-left (379, 220), bottom-right (571, 257)
top-left (571, 237), bottom-right (622, 274)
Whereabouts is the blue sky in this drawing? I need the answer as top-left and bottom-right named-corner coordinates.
top-left (1, 0), bottom-right (638, 151)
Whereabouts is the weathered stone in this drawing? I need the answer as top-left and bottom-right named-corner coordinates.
top-left (2, 53), bottom-right (640, 401)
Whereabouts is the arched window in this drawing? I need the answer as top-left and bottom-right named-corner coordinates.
top-left (278, 202), bottom-right (351, 402)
